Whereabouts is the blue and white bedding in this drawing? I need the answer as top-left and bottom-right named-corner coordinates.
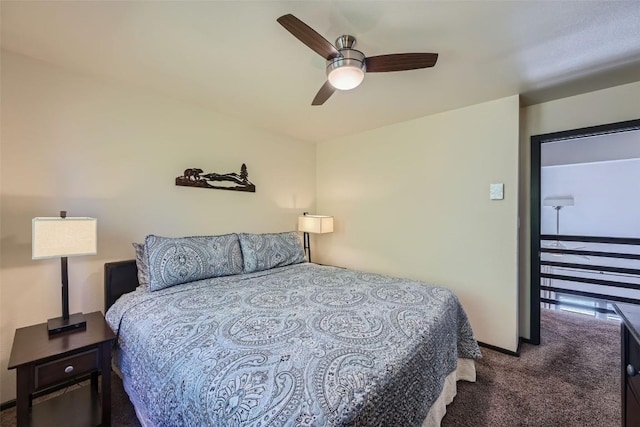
top-left (106, 262), bottom-right (481, 426)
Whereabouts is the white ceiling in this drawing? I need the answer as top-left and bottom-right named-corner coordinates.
top-left (542, 129), bottom-right (640, 167)
top-left (2, 1), bottom-right (640, 143)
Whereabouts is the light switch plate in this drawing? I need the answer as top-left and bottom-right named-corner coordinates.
top-left (490, 183), bottom-right (504, 200)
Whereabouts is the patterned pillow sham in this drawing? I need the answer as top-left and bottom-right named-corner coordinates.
top-left (238, 231), bottom-right (306, 273)
top-left (132, 242), bottom-right (150, 289)
top-left (145, 234), bottom-right (243, 291)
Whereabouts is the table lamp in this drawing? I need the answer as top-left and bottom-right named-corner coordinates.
top-left (297, 212), bottom-right (333, 262)
top-left (32, 211), bottom-right (97, 336)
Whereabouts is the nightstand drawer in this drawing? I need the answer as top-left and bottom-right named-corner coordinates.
top-left (35, 349), bottom-right (100, 391)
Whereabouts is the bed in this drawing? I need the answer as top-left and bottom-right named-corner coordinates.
top-left (104, 232), bottom-right (481, 426)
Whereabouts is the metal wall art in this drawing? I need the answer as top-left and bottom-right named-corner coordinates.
top-left (176, 163), bottom-right (255, 192)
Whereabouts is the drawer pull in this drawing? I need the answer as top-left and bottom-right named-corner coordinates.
top-left (64, 365), bottom-right (74, 374)
top-left (627, 364), bottom-right (638, 377)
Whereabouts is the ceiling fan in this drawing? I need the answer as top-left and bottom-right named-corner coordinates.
top-left (277, 14), bottom-right (439, 105)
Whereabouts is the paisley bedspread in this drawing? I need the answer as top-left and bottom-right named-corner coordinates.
top-left (106, 263), bottom-right (481, 426)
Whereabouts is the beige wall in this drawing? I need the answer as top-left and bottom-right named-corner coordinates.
top-left (0, 51), bottom-right (316, 401)
top-left (519, 81), bottom-right (640, 339)
top-left (3, 44), bottom-right (636, 403)
top-left (316, 95), bottom-right (521, 352)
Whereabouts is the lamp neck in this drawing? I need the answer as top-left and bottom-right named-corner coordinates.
top-left (303, 232), bottom-right (311, 263)
top-left (61, 257), bottom-right (69, 321)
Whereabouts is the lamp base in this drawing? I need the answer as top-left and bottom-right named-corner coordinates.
top-left (47, 312), bottom-right (86, 337)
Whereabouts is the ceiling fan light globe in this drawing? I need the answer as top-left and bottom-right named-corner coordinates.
top-left (326, 48), bottom-right (366, 91)
top-left (328, 66), bottom-right (365, 90)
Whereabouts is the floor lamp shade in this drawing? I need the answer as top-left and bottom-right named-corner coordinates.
top-left (543, 197), bottom-right (574, 207)
top-left (32, 214), bottom-right (97, 336)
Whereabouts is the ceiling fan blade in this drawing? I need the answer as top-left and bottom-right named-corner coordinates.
top-left (312, 81), bottom-right (336, 106)
top-left (277, 14), bottom-right (340, 60)
top-left (365, 53), bottom-right (439, 73)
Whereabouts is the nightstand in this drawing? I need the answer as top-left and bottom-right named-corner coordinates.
top-left (615, 303), bottom-right (640, 427)
top-left (8, 311), bottom-right (116, 427)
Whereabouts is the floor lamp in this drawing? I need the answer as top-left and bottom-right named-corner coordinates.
top-left (297, 213), bottom-right (334, 263)
top-left (543, 197), bottom-right (574, 243)
top-left (32, 211), bottom-right (97, 336)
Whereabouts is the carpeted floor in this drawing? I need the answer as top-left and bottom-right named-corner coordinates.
top-left (443, 308), bottom-right (620, 426)
top-left (1, 308), bottom-right (620, 426)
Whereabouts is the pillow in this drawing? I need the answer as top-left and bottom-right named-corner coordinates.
top-left (132, 242), bottom-right (150, 289)
top-left (238, 231), bottom-right (305, 273)
top-left (145, 234), bottom-right (243, 291)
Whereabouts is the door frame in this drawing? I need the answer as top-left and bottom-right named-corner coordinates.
top-left (529, 118), bottom-right (640, 345)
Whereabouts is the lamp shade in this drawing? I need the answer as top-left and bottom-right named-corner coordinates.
top-left (298, 215), bottom-right (334, 234)
top-left (32, 217), bottom-right (97, 259)
top-left (543, 197), bottom-right (574, 207)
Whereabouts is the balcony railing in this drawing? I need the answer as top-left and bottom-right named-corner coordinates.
top-left (539, 234), bottom-right (640, 315)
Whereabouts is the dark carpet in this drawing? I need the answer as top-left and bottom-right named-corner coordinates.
top-left (443, 308), bottom-right (620, 426)
top-left (1, 308), bottom-right (619, 426)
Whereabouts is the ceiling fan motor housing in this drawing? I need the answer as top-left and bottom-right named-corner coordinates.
top-left (326, 35), bottom-right (366, 90)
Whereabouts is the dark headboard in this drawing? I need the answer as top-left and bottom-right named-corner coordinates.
top-left (104, 260), bottom-right (139, 312)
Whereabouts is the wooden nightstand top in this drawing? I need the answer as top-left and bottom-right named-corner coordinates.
top-left (8, 311), bottom-right (116, 369)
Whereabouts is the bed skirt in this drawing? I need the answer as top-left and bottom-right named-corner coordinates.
top-left (422, 358), bottom-right (476, 426)
top-left (114, 358), bottom-right (476, 427)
